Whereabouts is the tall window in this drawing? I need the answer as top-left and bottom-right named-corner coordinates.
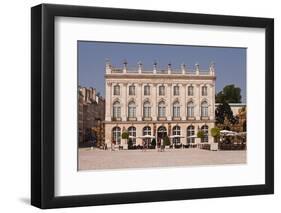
top-left (202, 86), bottom-right (207, 96)
top-left (173, 85), bottom-right (179, 96)
top-left (159, 85), bottom-right (165, 96)
top-left (173, 101), bottom-right (180, 117)
top-left (144, 85), bottom-right (150, 96)
top-left (172, 126), bottom-right (181, 144)
top-left (112, 101), bottom-right (121, 119)
top-left (112, 127), bottom-right (121, 144)
top-left (158, 101), bottom-right (166, 117)
top-left (201, 101), bottom-right (208, 117)
top-left (143, 126), bottom-right (151, 135)
top-left (128, 101), bottom-right (136, 118)
top-left (128, 126), bottom-right (136, 144)
top-left (188, 85), bottom-right (194, 96)
top-left (143, 101), bottom-right (151, 118)
top-left (129, 85), bottom-right (135, 95)
top-left (187, 125), bottom-right (195, 143)
top-left (201, 125), bottom-right (209, 142)
top-left (187, 101), bottom-right (194, 118)
top-left (113, 85), bottom-right (120, 95)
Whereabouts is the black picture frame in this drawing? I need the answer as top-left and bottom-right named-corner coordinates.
top-left (31, 3), bottom-right (274, 209)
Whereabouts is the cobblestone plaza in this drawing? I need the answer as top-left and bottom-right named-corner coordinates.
top-left (79, 149), bottom-right (246, 170)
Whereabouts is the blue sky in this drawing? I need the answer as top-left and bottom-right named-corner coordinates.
top-left (78, 41), bottom-right (246, 102)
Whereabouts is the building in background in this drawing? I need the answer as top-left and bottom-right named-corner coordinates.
top-left (78, 87), bottom-right (105, 146)
top-left (104, 60), bottom-right (216, 148)
top-left (215, 103), bottom-right (246, 116)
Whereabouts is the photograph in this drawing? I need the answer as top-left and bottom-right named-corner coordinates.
top-left (77, 41), bottom-right (247, 171)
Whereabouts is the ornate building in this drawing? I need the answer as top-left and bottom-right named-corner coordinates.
top-left (104, 61), bottom-right (216, 148)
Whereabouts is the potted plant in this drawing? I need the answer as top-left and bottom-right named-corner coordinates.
top-left (210, 127), bottom-right (220, 151)
top-left (121, 130), bottom-right (129, 150)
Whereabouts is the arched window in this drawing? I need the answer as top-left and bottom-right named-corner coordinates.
top-left (187, 125), bottom-right (195, 143)
top-left (143, 101), bottom-right (151, 118)
top-left (113, 85), bottom-right (120, 95)
top-left (187, 101), bottom-right (194, 118)
top-left (158, 101), bottom-right (166, 117)
top-left (172, 126), bottom-right (181, 144)
top-left (128, 126), bottom-right (136, 144)
top-left (143, 126), bottom-right (151, 135)
top-left (129, 85), bottom-right (135, 95)
top-left (188, 85), bottom-right (194, 96)
top-left (128, 101), bottom-right (136, 118)
top-left (144, 85), bottom-right (150, 96)
top-left (173, 101), bottom-right (180, 117)
top-left (202, 86), bottom-right (207, 96)
top-left (159, 85), bottom-right (165, 96)
top-left (201, 125), bottom-right (209, 142)
top-left (173, 85), bottom-right (179, 96)
top-left (201, 101), bottom-right (208, 117)
top-left (112, 101), bottom-right (121, 119)
top-left (112, 127), bottom-right (121, 144)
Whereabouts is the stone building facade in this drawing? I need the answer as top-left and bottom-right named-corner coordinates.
top-left (104, 61), bottom-right (216, 147)
top-left (78, 87), bottom-right (105, 145)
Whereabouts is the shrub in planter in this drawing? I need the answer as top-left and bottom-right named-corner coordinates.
top-left (164, 136), bottom-right (170, 146)
top-left (211, 127), bottom-right (220, 143)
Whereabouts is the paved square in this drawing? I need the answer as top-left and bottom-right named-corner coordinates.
top-left (78, 148), bottom-right (246, 170)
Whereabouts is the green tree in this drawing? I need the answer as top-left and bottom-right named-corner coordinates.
top-left (215, 102), bottom-right (238, 126)
top-left (216, 84), bottom-right (242, 103)
top-left (211, 127), bottom-right (221, 143)
top-left (197, 130), bottom-right (205, 140)
top-left (121, 131), bottom-right (129, 140)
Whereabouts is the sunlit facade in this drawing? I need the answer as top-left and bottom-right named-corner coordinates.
top-left (104, 61), bottom-right (216, 147)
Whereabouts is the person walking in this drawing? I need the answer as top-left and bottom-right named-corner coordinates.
top-left (157, 139), bottom-right (161, 152)
top-left (160, 138), bottom-right (164, 152)
top-left (111, 140), bottom-right (115, 151)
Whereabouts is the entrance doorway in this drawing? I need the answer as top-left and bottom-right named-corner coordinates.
top-left (157, 126), bottom-right (167, 140)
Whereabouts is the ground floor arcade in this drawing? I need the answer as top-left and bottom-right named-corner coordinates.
top-left (104, 121), bottom-right (215, 148)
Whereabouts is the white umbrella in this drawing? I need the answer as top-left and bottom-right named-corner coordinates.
top-left (220, 130), bottom-right (238, 136)
top-left (220, 130), bottom-right (233, 134)
top-left (237, 132), bottom-right (247, 136)
top-left (138, 135), bottom-right (155, 139)
top-left (129, 135), bottom-right (136, 139)
top-left (169, 135), bottom-right (185, 138)
top-left (226, 132), bottom-right (238, 136)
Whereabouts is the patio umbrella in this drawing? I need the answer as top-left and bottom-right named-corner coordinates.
top-left (138, 135), bottom-right (155, 139)
top-left (169, 135), bottom-right (185, 138)
top-left (220, 130), bottom-right (233, 134)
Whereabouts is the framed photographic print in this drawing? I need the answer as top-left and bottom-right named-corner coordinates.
top-left (31, 3), bottom-right (274, 209)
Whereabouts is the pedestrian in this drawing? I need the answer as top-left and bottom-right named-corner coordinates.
top-left (111, 140), bottom-right (115, 151)
top-left (157, 139), bottom-right (161, 152)
top-left (160, 138), bottom-right (164, 152)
